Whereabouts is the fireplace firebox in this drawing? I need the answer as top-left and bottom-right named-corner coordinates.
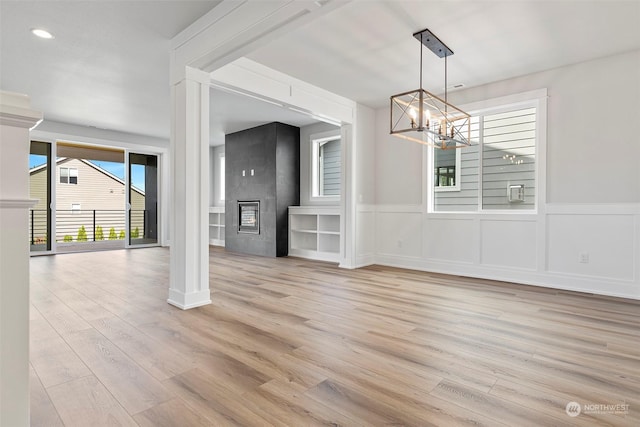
top-left (238, 201), bottom-right (259, 234)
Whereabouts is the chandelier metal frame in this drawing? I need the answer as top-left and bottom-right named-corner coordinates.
top-left (390, 28), bottom-right (471, 149)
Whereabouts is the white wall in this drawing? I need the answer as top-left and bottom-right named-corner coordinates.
top-left (371, 49), bottom-right (640, 299)
top-left (354, 103), bottom-right (376, 266)
top-left (209, 144), bottom-right (225, 207)
top-left (35, 120), bottom-right (169, 149)
top-left (375, 107), bottom-right (424, 206)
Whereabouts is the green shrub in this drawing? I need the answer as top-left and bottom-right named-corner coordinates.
top-left (77, 226), bottom-right (88, 242)
top-left (95, 226), bottom-right (104, 241)
top-left (118, 230), bottom-right (125, 240)
top-left (63, 235), bottom-right (73, 242)
top-left (131, 226), bottom-right (139, 238)
top-left (108, 227), bottom-right (117, 240)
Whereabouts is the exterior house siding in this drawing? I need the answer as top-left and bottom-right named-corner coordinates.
top-left (434, 123), bottom-right (480, 211)
top-left (434, 107), bottom-right (536, 211)
top-left (321, 138), bottom-right (341, 195)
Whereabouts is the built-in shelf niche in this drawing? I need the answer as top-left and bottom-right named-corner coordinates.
top-left (209, 206), bottom-right (225, 246)
top-left (289, 206), bottom-right (340, 262)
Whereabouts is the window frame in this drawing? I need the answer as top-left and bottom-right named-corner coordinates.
top-left (69, 167), bottom-right (78, 185)
top-left (59, 167), bottom-right (78, 185)
top-left (428, 88), bottom-right (547, 214)
top-left (310, 130), bottom-right (341, 202)
top-left (433, 146), bottom-right (462, 193)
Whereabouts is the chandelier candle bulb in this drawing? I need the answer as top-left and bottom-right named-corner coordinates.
top-left (409, 108), bottom-right (418, 128)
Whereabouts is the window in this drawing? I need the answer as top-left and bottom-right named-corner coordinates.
top-left (434, 147), bottom-right (461, 191)
top-left (60, 167), bottom-right (78, 184)
top-left (311, 132), bottom-right (341, 198)
top-left (219, 153), bottom-right (225, 202)
top-left (431, 89), bottom-right (545, 212)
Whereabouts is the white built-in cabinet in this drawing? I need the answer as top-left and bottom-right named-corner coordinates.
top-left (288, 206), bottom-right (340, 262)
top-left (208, 206), bottom-right (225, 246)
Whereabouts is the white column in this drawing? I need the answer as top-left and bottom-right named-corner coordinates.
top-left (168, 67), bottom-right (211, 309)
top-left (0, 91), bottom-right (42, 427)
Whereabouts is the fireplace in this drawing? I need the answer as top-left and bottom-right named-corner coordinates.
top-left (238, 201), bottom-right (259, 234)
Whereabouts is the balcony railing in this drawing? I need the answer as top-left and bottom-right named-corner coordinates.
top-left (29, 209), bottom-right (147, 244)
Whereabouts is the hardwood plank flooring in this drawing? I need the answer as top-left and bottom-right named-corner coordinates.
top-left (29, 247), bottom-right (640, 426)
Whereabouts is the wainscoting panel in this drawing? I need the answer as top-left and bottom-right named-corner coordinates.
top-left (480, 219), bottom-right (537, 270)
top-left (376, 211), bottom-right (422, 258)
top-left (547, 213), bottom-right (635, 281)
top-left (356, 207), bottom-right (376, 266)
top-left (424, 218), bottom-right (476, 264)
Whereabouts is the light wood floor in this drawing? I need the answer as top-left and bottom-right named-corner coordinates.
top-left (30, 247), bottom-right (640, 426)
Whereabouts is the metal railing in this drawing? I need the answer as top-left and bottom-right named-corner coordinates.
top-left (29, 209), bottom-right (48, 245)
top-left (29, 209), bottom-right (147, 244)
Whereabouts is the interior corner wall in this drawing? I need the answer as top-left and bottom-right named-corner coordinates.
top-left (209, 144), bottom-right (225, 207)
top-left (299, 121), bottom-right (341, 206)
top-left (372, 49), bottom-right (640, 300)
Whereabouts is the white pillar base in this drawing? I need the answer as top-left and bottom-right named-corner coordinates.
top-left (167, 289), bottom-right (212, 310)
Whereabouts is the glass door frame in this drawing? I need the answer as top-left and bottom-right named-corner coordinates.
top-left (29, 140), bottom-right (56, 256)
top-left (125, 150), bottom-right (161, 249)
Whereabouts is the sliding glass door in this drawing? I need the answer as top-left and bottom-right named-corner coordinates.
top-left (29, 141), bottom-right (52, 253)
top-left (127, 152), bottom-right (158, 247)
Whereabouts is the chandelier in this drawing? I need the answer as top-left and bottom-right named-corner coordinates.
top-left (390, 28), bottom-right (471, 149)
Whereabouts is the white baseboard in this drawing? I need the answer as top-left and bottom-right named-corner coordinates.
top-left (375, 254), bottom-right (640, 300)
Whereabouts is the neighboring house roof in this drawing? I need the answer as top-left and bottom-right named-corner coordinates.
top-left (30, 157), bottom-right (145, 196)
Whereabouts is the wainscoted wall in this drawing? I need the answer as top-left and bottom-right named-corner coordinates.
top-left (374, 204), bottom-right (640, 299)
top-left (371, 50), bottom-right (640, 300)
top-left (546, 205), bottom-right (637, 282)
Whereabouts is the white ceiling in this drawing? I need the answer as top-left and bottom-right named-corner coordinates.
top-left (248, 0), bottom-right (640, 108)
top-left (0, 0), bottom-right (221, 139)
top-left (2, 1), bottom-right (640, 142)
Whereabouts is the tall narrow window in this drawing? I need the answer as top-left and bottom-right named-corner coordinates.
top-left (311, 132), bottom-right (341, 198)
top-left (29, 140), bottom-right (52, 252)
top-left (219, 153), bottom-right (225, 202)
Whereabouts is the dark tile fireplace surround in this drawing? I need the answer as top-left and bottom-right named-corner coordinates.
top-left (224, 122), bottom-right (300, 257)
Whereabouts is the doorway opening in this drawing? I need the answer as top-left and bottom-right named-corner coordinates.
top-left (29, 142), bottom-right (159, 254)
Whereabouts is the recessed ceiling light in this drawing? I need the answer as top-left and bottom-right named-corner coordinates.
top-left (31, 28), bottom-right (54, 39)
